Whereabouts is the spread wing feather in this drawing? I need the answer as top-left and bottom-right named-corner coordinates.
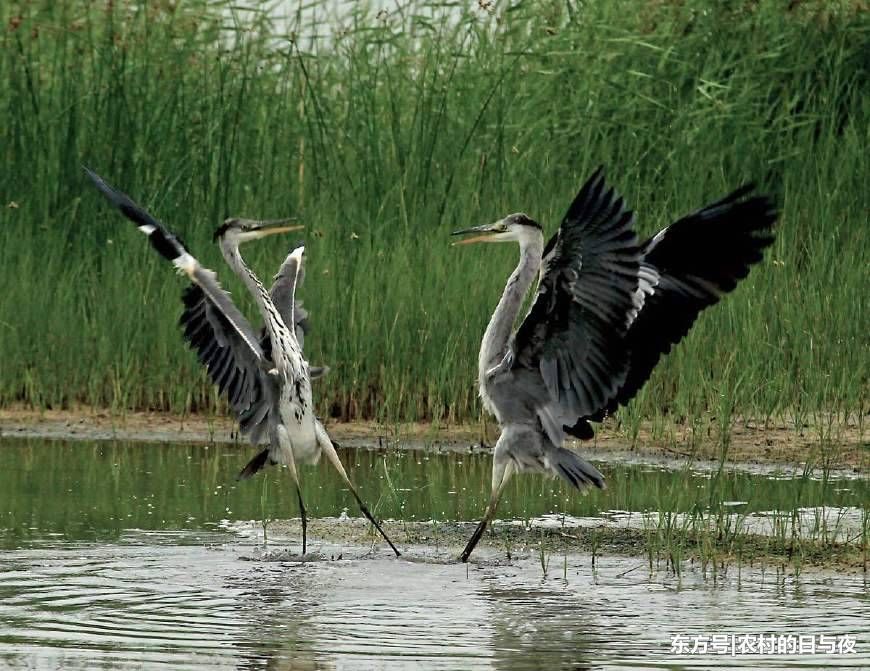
top-left (260, 244), bottom-right (328, 379)
top-left (179, 285), bottom-right (278, 445)
top-left (84, 167), bottom-right (277, 444)
top-left (584, 184), bottom-right (777, 423)
top-left (512, 166), bottom-right (644, 419)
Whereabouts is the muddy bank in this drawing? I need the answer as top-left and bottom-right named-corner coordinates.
top-left (0, 405), bottom-right (866, 471)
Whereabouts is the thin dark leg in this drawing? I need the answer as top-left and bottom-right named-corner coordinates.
top-left (460, 517), bottom-right (490, 563)
top-left (296, 486), bottom-right (307, 555)
top-left (459, 461), bottom-right (513, 563)
top-left (349, 490), bottom-right (402, 557)
top-left (318, 430), bottom-right (401, 557)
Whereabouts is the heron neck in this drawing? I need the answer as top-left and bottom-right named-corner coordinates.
top-left (220, 241), bottom-right (286, 345)
top-left (479, 232), bottom-right (543, 374)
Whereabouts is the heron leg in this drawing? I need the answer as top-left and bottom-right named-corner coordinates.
top-left (315, 423), bottom-right (402, 557)
top-left (277, 430), bottom-right (308, 555)
top-left (296, 485), bottom-right (307, 556)
top-left (460, 460), bottom-right (516, 563)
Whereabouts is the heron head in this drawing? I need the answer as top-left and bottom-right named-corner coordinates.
top-left (213, 218), bottom-right (303, 245)
top-left (451, 213), bottom-right (542, 246)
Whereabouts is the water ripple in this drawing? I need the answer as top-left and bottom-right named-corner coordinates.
top-left (1, 531), bottom-right (867, 670)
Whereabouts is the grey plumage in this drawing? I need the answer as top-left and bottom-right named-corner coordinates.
top-left (84, 167), bottom-right (398, 557)
top-left (268, 242), bottom-right (310, 348)
top-left (179, 281), bottom-right (276, 445)
top-left (179, 240), bottom-right (330, 449)
top-left (259, 242), bottom-right (328, 379)
top-left (512, 169), bottom-right (649, 440)
top-left (454, 166), bottom-right (776, 562)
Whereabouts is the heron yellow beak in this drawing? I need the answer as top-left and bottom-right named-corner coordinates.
top-left (252, 219), bottom-right (304, 238)
top-left (254, 225), bottom-right (303, 237)
top-left (452, 234), bottom-right (497, 246)
top-left (450, 222), bottom-right (504, 246)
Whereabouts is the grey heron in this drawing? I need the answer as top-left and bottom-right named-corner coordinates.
top-left (452, 166), bottom-right (776, 562)
top-left (84, 167), bottom-right (400, 557)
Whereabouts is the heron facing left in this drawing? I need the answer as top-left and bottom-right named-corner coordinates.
top-left (84, 167), bottom-right (400, 557)
top-left (452, 166), bottom-right (776, 562)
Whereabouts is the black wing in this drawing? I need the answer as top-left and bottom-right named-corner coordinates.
top-left (84, 167), bottom-right (277, 444)
top-left (586, 184), bottom-right (777, 421)
top-left (512, 167), bottom-right (645, 420)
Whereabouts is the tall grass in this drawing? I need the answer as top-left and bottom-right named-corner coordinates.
top-left (1, 0), bottom-right (866, 432)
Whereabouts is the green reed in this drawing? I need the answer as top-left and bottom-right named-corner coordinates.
top-left (0, 1), bottom-right (866, 435)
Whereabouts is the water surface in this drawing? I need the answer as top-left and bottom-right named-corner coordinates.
top-left (2, 438), bottom-right (866, 545)
top-left (0, 438), bottom-right (866, 669)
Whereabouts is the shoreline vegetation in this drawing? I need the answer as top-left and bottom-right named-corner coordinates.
top-left (1, 1), bottom-right (867, 446)
top-left (252, 517), bottom-right (870, 574)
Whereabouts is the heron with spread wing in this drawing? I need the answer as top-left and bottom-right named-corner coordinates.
top-left (452, 167), bottom-right (776, 562)
top-left (84, 168), bottom-right (400, 557)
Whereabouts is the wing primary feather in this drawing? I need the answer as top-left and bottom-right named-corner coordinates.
top-left (83, 167), bottom-right (190, 264)
top-left (86, 168), bottom-right (277, 446)
top-left (512, 166), bottom-right (643, 419)
top-left (580, 184), bottom-right (777, 422)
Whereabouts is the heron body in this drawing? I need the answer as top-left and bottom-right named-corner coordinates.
top-left (85, 167), bottom-right (399, 557)
top-left (476, 226), bottom-right (543, 421)
top-left (215, 240), bottom-right (319, 469)
top-left (474, 226), bottom-right (606, 490)
top-left (454, 167), bottom-right (776, 561)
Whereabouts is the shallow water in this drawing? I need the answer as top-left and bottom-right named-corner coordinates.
top-left (2, 531), bottom-right (868, 670)
top-left (0, 438), bottom-right (867, 669)
top-left (1, 438), bottom-right (866, 546)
